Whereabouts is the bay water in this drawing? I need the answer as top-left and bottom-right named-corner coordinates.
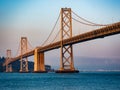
top-left (0, 72), bottom-right (120, 90)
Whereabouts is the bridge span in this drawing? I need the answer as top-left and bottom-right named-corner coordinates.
top-left (4, 8), bottom-right (120, 73)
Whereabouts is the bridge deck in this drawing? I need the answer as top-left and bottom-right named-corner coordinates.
top-left (4, 22), bottom-right (120, 66)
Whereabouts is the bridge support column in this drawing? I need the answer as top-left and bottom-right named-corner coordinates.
top-left (34, 48), bottom-right (46, 73)
top-left (6, 64), bottom-right (12, 72)
top-left (19, 37), bottom-right (29, 73)
top-left (20, 58), bottom-right (28, 72)
top-left (5, 49), bottom-right (13, 73)
top-left (56, 8), bottom-right (79, 73)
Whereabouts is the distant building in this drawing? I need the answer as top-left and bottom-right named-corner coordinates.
top-left (45, 65), bottom-right (51, 71)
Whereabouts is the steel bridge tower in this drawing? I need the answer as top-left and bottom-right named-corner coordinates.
top-left (20, 37), bottom-right (29, 72)
top-left (6, 49), bottom-right (12, 72)
top-left (56, 8), bottom-right (79, 73)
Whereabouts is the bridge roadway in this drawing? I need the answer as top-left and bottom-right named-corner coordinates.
top-left (4, 22), bottom-right (120, 65)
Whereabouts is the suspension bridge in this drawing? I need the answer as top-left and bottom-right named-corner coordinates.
top-left (3, 8), bottom-right (120, 73)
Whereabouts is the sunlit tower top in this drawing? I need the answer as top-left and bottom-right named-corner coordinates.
top-left (20, 37), bottom-right (28, 55)
top-left (6, 49), bottom-right (12, 59)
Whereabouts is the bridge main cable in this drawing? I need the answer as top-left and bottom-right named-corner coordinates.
top-left (41, 13), bottom-right (60, 46)
top-left (72, 11), bottom-right (110, 26)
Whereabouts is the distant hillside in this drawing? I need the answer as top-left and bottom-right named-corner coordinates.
top-left (12, 60), bottom-right (34, 72)
top-left (0, 57), bottom-right (51, 72)
top-left (0, 57), bottom-right (5, 72)
top-left (1, 56), bottom-right (120, 72)
top-left (74, 57), bottom-right (120, 71)
top-left (45, 56), bottom-right (120, 71)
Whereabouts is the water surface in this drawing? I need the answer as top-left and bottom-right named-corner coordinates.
top-left (0, 72), bottom-right (120, 90)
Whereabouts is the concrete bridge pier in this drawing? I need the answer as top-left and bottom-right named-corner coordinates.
top-left (34, 48), bottom-right (46, 73)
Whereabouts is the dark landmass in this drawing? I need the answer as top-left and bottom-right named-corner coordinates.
top-left (74, 57), bottom-right (120, 71)
top-left (1, 56), bottom-right (120, 72)
top-left (47, 56), bottom-right (120, 71)
top-left (0, 57), bottom-right (52, 72)
top-left (0, 57), bottom-right (5, 72)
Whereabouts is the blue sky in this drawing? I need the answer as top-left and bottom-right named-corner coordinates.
top-left (0, 0), bottom-right (120, 69)
top-left (0, 0), bottom-right (120, 25)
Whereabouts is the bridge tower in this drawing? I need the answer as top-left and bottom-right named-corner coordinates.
top-left (6, 49), bottom-right (12, 72)
top-left (20, 37), bottom-right (29, 72)
top-left (56, 8), bottom-right (79, 73)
